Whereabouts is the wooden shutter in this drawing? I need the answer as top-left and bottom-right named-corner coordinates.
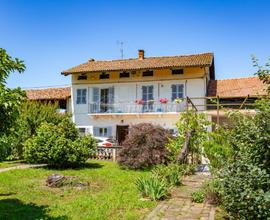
top-left (93, 127), bottom-right (99, 137)
top-left (107, 127), bottom-right (112, 137)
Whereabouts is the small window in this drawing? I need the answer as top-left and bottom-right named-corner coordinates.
top-left (99, 72), bottom-right (110, 79)
top-left (93, 126), bottom-right (112, 137)
top-left (78, 128), bottom-right (86, 136)
top-left (76, 89), bottom-right (87, 104)
top-left (172, 69), bottom-right (184, 75)
top-left (119, 71), bottom-right (130, 78)
top-left (143, 70), bottom-right (153, 77)
top-left (99, 127), bottom-right (108, 137)
top-left (77, 74), bottom-right (87, 80)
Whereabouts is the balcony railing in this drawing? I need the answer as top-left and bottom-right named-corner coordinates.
top-left (88, 101), bottom-right (186, 114)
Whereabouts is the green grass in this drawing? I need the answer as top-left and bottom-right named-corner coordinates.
top-left (0, 160), bottom-right (156, 220)
top-left (0, 160), bottom-right (25, 169)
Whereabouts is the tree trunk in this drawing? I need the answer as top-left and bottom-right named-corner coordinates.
top-left (177, 129), bottom-right (194, 163)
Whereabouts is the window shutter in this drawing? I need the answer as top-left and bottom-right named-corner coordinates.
top-left (92, 88), bottom-right (100, 102)
top-left (108, 87), bottom-right (114, 104)
top-left (93, 127), bottom-right (99, 136)
top-left (107, 127), bottom-right (112, 137)
top-left (179, 84), bottom-right (184, 98)
top-left (171, 85), bottom-right (176, 101)
top-left (142, 86), bottom-right (147, 100)
top-left (76, 89), bottom-right (81, 104)
top-left (149, 85), bottom-right (154, 99)
top-left (82, 89), bottom-right (87, 104)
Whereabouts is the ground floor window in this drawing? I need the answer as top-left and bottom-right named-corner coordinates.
top-left (93, 126), bottom-right (112, 137)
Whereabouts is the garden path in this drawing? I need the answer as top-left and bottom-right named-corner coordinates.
top-left (145, 173), bottom-right (215, 220)
top-left (0, 164), bottom-right (46, 173)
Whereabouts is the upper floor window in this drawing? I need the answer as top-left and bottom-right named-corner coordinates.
top-left (119, 71), bottom-right (130, 78)
top-left (77, 74), bottom-right (87, 80)
top-left (143, 70), bottom-right (153, 77)
top-left (171, 84), bottom-right (184, 101)
top-left (99, 72), bottom-right (110, 79)
top-left (76, 88), bottom-right (87, 104)
top-left (172, 69), bottom-right (184, 75)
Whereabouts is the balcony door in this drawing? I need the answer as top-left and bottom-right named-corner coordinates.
top-left (142, 85), bottom-right (154, 112)
top-left (92, 87), bottom-right (114, 113)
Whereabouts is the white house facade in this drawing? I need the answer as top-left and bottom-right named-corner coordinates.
top-left (62, 50), bottom-right (215, 144)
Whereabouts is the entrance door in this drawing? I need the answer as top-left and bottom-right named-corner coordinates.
top-left (116, 125), bottom-right (129, 145)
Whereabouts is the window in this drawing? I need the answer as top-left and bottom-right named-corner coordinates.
top-left (172, 69), bottom-right (184, 75)
top-left (99, 72), bottom-right (110, 79)
top-left (77, 74), bottom-right (87, 80)
top-left (78, 128), bottom-right (86, 136)
top-left (171, 84), bottom-right (184, 101)
top-left (119, 71), bottom-right (130, 78)
top-left (93, 126), bottom-right (112, 137)
top-left (142, 85), bottom-right (154, 112)
top-left (143, 70), bottom-right (153, 77)
top-left (76, 89), bottom-right (87, 104)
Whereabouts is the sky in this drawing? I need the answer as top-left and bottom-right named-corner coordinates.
top-left (1, 0), bottom-right (270, 89)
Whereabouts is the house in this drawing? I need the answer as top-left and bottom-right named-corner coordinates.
top-left (25, 87), bottom-right (71, 112)
top-left (62, 50), bottom-right (215, 143)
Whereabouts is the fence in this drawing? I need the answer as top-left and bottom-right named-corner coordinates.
top-left (91, 146), bottom-right (122, 162)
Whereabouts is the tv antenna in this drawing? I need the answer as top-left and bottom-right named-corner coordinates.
top-left (117, 40), bottom-right (124, 59)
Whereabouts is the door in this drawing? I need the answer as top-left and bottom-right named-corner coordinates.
top-left (100, 88), bottom-right (109, 113)
top-left (116, 125), bottom-right (129, 145)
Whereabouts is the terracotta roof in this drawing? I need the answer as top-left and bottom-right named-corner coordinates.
top-left (62, 52), bottom-right (213, 75)
top-left (207, 77), bottom-right (268, 97)
top-left (26, 87), bottom-right (71, 100)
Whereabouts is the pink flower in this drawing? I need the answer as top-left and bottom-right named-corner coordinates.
top-left (159, 98), bottom-right (168, 104)
top-left (135, 99), bottom-right (145, 105)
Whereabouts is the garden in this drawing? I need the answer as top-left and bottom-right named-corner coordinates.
top-left (1, 49), bottom-right (270, 219)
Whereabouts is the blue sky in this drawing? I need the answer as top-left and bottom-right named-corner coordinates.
top-left (1, 0), bottom-right (270, 88)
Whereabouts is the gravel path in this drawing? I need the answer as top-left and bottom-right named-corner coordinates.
top-left (0, 164), bottom-right (47, 173)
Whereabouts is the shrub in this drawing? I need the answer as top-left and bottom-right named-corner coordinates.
top-left (179, 164), bottom-right (196, 176)
top-left (191, 188), bottom-right (205, 203)
top-left (118, 123), bottom-right (172, 169)
top-left (9, 101), bottom-right (68, 158)
top-left (203, 178), bottom-right (222, 205)
top-left (152, 164), bottom-right (182, 186)
top-left (136, 176), bottom-right (169, 201)
top-left (24, 120), bottom-right (96, 168)
top-left (219, 161), bottom-right (270, 219)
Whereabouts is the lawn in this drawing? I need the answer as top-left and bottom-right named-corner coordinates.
top-left (0, 160), bottom-right (156, 220)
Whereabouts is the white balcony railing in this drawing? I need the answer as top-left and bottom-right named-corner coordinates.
top-left (88, 101), bottom-right (186, 114)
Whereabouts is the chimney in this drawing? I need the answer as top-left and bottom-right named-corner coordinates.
top-left (88, 58), bottom-right (95, 62)
top-left (138, 49), bottom-right (145, 60)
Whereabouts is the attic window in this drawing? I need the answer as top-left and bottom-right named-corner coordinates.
top-left (119, 71), bottom-right (130, 78)
top-left (99, 72), bottom-right (110, 79)
top-left (143, 70), bottom-right (153, 77)
top-left (172, 69), bottom-right (184, 75)
top-left (77, 74), bottom-right (87, 80)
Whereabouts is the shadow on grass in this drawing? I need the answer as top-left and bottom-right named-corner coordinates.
top-left (34, 162), bottom-right (104, 171)
top-left (0, 198), bottom-right (67, 220)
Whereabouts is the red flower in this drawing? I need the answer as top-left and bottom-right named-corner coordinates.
top-left (159, 98), bottom-right (168, 104)
top-left (135, 99), bottom-right (145, 104)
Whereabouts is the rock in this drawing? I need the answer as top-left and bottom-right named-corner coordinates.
top-left (46, 174), bottom-right (66, 187)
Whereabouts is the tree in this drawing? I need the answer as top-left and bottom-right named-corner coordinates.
top-left (0, 48), bottom-right (26, 135)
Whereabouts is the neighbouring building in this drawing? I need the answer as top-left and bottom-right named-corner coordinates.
top-left (62, 50), bottom-right (215, 144)
top-left (25, 87), bottom-right (71, 112)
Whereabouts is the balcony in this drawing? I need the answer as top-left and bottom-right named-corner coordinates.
top-left (88, 101), bottom-right (186, 118)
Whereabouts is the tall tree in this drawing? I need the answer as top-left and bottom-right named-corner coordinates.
top-left (0, 48), bottom-right (26, 135)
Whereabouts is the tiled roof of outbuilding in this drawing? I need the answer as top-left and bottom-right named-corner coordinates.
top-left (26, 87), bottom-right (71, 100)
top-left (207, 77), bottom-right (267, 97)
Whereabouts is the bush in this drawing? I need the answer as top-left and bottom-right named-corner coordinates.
top-left (136, 176), bottom-right (169, 201)
top-left (118, 123), bottom-right (172, 169)
top-left (191, 188), bottom-right (205, 203)
top-left (24, 119), bottom-right (96, 168)
top-left (203, 178), bottom-right (222, 205)
top-left (219, 161), bottom-right (270, 219)
top-left (152, 164), bottom-right (182, 186)
top-left (9, 101), bottom-right (68, 158)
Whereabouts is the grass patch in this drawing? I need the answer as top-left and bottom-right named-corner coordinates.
top-left (0, 160), bottom-right (156, 220)
top-left (0, 160), bottom-right (25, 169)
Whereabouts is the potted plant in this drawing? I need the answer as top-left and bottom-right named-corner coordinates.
top-left (135, 99), bottom-right (145, 105)
top-left (174, 98), bottom-right (183, 104)
top-left (159, 98), bottom-right (168, 104)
